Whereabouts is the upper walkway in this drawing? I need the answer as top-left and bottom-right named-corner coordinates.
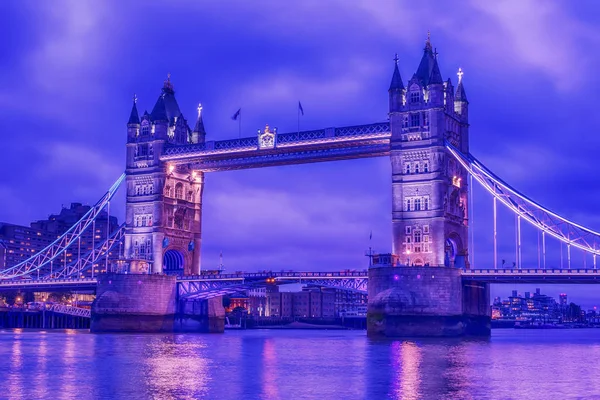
top-left (160, 122), bottom-right (391, 171)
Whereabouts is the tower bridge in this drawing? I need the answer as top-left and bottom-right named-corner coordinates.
top-left (1, 35), bottom-right (600, 336)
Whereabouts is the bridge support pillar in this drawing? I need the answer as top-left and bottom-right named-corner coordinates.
top-left (176, 297), bottom-right (225, 333)
top-left (91, 274), bottom-right (176, 332)
top-left (367, 266), bottom-right (490, 337)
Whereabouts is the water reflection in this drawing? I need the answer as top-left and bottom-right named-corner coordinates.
top-left (0, 329), bottom-right (600, 399)
top-left (261, 339), bottom-right (279, 400)
top-left (143, 335), bottom-right (210, 399)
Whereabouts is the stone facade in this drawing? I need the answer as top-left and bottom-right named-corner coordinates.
top-left (124, 77), bottom-right (206, 275)
top-left (368, 266), bottom-right (490, 337)
top-left (367, 37), bottom-right (489, 337)
top-left (389, 37), bottom-right (470, 268)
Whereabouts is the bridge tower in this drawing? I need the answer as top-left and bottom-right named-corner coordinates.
top-left (123, 76), bottom-right (205, 275)
top-left (368, 36), bottom-right (488, 337)
top-left (389, 35), bottom-right (470, 268)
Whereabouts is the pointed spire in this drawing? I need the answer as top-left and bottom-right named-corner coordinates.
top-left (389, 53), bottom-right (404, 91)
top-left (193, 103), bottom-right (206, 135)
top-left (429, 57), bottom-right (443, 85)
top-left (150, 94), bottom-right (168, 121)
top-left (415, 31), bottom-right (442, 86)
top-left (455, 68), bottom-right (468, 102)
top-left (163, 72), bottom-right (174, 93)
top-left (128, 94), bottom-right (140, 125)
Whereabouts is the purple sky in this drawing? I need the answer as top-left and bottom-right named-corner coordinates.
top-left (1, 1), bottom-right (600, 305)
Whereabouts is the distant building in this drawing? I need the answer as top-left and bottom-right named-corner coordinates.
top-left (0, 223), bottom-right (55, 271)
top-left (0, 203), bottom-right (120, 277)
top-left (262, 287), bottom-right (339, 318)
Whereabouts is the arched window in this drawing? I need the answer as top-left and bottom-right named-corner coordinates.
top-left (164, 185), bottom-right (172, 197)
top-left (135, 186), bottom-right (140, 195)
top-left (415, 164), bottom-right (420, 174)
top-left (405, 164), bottom-right (410, 174)
top-left (415, 198), bottom-right (421, 211)
top-left (148, 184), bottom-right (153, 194)
top-left (175, 183), bottom-right (184, 199)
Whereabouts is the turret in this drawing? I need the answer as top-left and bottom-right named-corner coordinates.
top-left (388, 54), bottom-right (404, 112)
top-left (454, 68), bottom-right (468, 120)
top-left (192, 103), bottom-right (207, 144)
top-left (127, 95), bottom-right (140, 143)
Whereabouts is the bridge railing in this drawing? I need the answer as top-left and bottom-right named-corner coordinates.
top-left (50, 304), bottom-right (91, 318)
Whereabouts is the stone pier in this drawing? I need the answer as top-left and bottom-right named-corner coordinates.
top-left (91, 274), bottom-right (225, 333)
top-left (367, 265), bottom-right (490, 337)
top-left (91, 274), bottom-right (177, 332)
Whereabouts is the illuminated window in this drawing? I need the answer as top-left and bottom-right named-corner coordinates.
top-left (452, 176), bottom-right (462, 188)
top-left (410, 91), bottom-right (420, 103)
top-left (175, 183), bottom-right (184, 199)
top-left (141, 122), bottom-right (150, 136)
top-left (410, 113), bottom-right (420, 127)
top-left (424, 235), bottom-right (429, 242)
top-left (414, 231), bottom-right (421, 243)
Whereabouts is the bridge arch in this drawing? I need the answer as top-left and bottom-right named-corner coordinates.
top-left (163, 248), bottom-right (187, 276)
top-left (445, 233), bottom-right (466, 268)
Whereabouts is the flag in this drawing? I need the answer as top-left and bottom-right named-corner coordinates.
top-left (298, 101), bottom-right (304, 116)
top-left (231, 108), bottom-right (241, 120)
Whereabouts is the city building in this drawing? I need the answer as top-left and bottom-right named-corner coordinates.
top-left (0, 203), bottom-right (120, 277)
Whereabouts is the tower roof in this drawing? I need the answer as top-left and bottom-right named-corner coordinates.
top-left (455, 68), bottom-right (468, 102)
top-left (389, 54), bottom-right (404, 91)
top-left (128, 95), bottom-right (140, 125)
top-left (414, 33), bottom-right (443, 86)
top-left (150, 74), bottom-right (182, 123)
top-left (193, 103), bottom-right (207, 135)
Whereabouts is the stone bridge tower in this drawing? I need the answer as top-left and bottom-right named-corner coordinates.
top-left (389, 35), bottom-right (470, 268)
top-left (124, 76), bottom-right (205, 276)
top-left (368, 36), bottom-right (489, 337)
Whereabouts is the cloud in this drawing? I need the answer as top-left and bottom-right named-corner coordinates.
top-left (467, 0), bottom-right (600, 91)
top-left (36, 141), bottom-right (122, 195)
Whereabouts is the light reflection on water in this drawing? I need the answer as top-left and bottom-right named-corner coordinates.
top-left (1, 329), bottom-right (600, 399)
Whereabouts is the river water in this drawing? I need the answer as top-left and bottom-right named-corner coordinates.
top-left (1, 328), bottom-right (599, 399)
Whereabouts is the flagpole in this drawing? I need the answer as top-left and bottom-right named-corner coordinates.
top-left (297, 102), bottom-right (300, 134)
